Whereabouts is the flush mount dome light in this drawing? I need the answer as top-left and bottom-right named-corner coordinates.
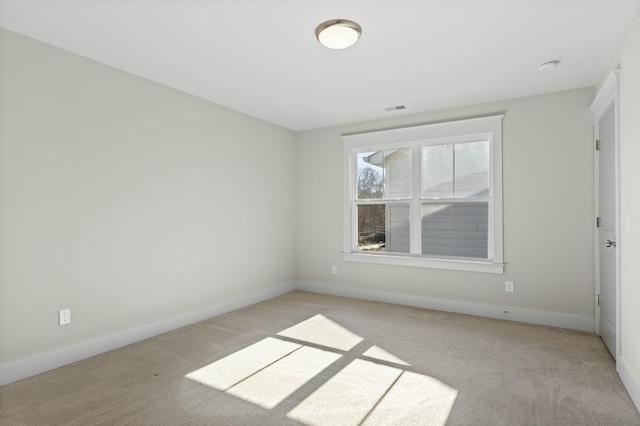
top-left (315, 19), bottom-right (362, 49)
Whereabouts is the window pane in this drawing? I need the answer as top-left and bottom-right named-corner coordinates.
top-left (387, 204), bottom-right (411, 253)
top-left (422, 203), bottom-right (488, 258)
top-left (421, 141), bottom-right (489, 198)
top-left (357, 149), bottom-right (411, 199)
top-left (383, 148), bottom-right (411, 198)
top-left (454, 141), bottom-right (489, 197)
top-left (357, 203), bottom-right (410, 253)
top-left (357, 152), bottom-right (384, 199)
top-left (421, 144), bottom-right (453, 198)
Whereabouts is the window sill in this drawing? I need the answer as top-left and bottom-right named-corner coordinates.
top-left (343, 252), bottom-right (504, 274)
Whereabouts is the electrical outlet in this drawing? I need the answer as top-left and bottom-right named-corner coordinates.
top-left (505, 281), bottom-right (514, 293)
top-left (59, 308), bottom-right (71, 326)
top-left (331, 265), bottom-right (338, 274)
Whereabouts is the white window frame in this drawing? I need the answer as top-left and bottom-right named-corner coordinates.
top-left (342, 115), bottom-right (504, 274)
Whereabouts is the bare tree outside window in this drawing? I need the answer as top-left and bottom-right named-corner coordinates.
top-left (357, 167), bottom-right (384, 199)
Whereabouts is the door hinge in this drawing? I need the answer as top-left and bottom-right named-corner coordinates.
top-left (597, 294), bottom-right (601, 306)
top-left (596, 217), bottom-right (600, 228)
top-left (596, 139), bottom-right (600, 150)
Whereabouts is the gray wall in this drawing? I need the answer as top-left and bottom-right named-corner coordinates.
top-left (0, 29), bottom-right (297, 365)
top-left (296, 88), bottom-right (595, 317)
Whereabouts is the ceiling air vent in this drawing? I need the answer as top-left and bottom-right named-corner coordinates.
top-left (384, 105), bottom-right (407, 112)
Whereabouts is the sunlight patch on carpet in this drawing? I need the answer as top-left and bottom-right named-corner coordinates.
top-left (185, 314), bottom-right (458, 425)
top-left (363, 345), bottom-right (410, 366)
top-left (287, 359), bottom-right (403, 425)
top-left (277, 314), bottom-right (363, 351)
top-left (185, 337), bottom-right (300, 390)
top-left (227, 345), bottom-right (341, 409)
top-left (362, 371), bottom-right (457, 425)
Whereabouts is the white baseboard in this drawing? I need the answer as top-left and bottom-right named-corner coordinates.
top-left (0, 282), bottom-right (296, 386)
top-left (0, 280), bottom-right (598, 387)
top-left (297, 281), bottom-right (596, 332)
top-left (618, 355), bottom-right (640, 412)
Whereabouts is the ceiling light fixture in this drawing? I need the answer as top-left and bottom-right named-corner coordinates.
top-left (538, 60), bottom-right (560, 72)
top-left (315, 19), bottom-right (362, 49)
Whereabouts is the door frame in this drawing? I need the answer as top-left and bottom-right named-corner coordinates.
top-left (590, 70), bottom-right (621, 360)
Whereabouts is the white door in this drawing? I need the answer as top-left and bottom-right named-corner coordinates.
top-left (597, 103), bottom-right (617, 359)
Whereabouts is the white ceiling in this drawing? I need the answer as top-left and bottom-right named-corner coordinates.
top-left (1, 0), bottom-right (638, 131)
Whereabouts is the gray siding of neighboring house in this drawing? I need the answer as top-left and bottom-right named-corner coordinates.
top-left (422, 203), bottom-right (488, 258)
top-left (387, 204), bottom-right (410, 253)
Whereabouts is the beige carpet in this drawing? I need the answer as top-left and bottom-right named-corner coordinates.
top-left (1, 291), bottom-right (639, 425)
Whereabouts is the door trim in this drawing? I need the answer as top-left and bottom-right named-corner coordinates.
top-left (590, 69), bottom-right (621, 360)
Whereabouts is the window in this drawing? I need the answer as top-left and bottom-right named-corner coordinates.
top-left (343, 115), bottom-right (504, 273)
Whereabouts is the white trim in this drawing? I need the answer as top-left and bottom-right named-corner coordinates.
top-left (410, 145), bottom-right (422, 254)
top-left (297, 281), bottom-right (594, 332)
top-left (0, 282), bottom-right (296, 386)
top-left (342, 115), bottom-right (505, 146)
top-left (590, 70), bottom-right (621, 360)
top-left (591, 70), bottom-right (621, 119)
top-left (343, 252), bottom-right (504, 274)
top-left (343, 141), bottom-right (356, 252)
top-left (618, 355), bottom-right (640, 412)
top-left (342, 115), bottom-right (504, 273)
top-left (491, 117), bottom-right (504, 263)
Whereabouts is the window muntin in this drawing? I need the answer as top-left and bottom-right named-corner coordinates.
top-left (343, 115), bottom-right (503, 273)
